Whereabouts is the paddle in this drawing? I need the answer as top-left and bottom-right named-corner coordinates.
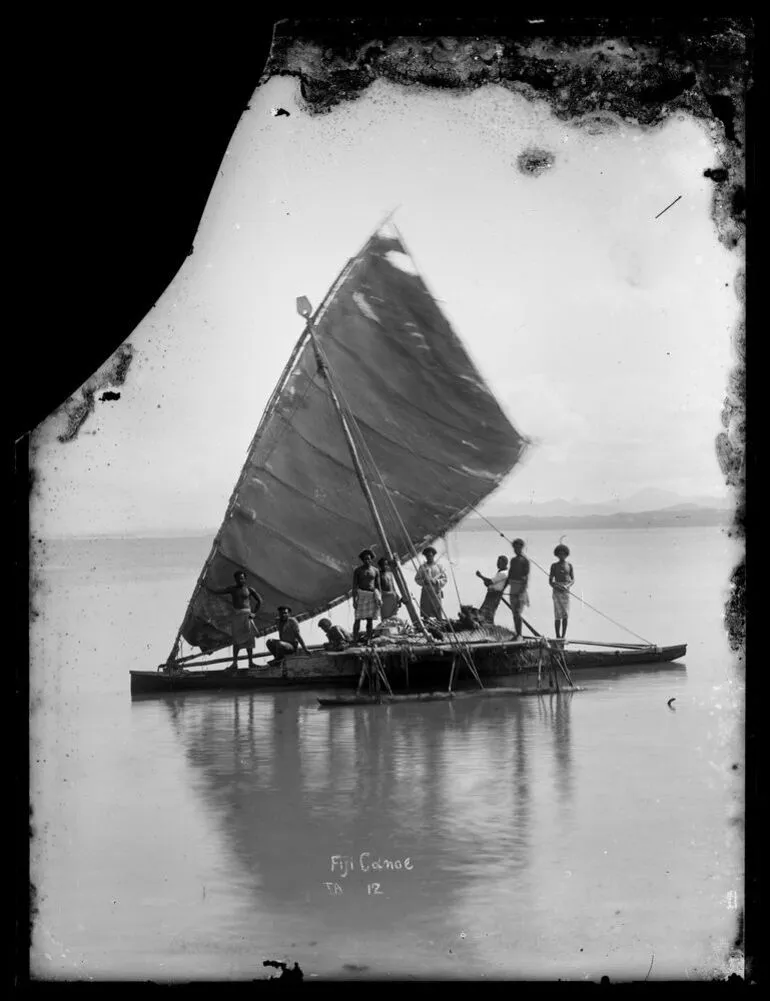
top-left (498, 595), bottom-right (576, 689)
top-left (498, 594), bottom-right (540, 638)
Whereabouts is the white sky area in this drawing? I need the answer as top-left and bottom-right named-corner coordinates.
top-left (32, 77), bottom-right (739, 537)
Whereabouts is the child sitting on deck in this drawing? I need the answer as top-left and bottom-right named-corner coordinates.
top-left (318, 618), bottom-right (351, 651)
top-left (456, 605), bottom-right (485, 632)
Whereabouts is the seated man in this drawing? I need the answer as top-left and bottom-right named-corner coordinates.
top-left (318, 618), bottom-right (351, 651)
top-left (266, 606), bottom-right (310, 665)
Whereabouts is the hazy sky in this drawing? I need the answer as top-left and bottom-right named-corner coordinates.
top-left (32, 76), bottom-right (738, 537)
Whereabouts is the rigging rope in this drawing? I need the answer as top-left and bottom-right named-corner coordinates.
top-left (324, 360), bottom-right (483, 683)
top-left (466, 505), bottom-right (654, 646)
top-left (444, 532), bottom-right (464, 609)
top-left (325, 358), bottom-right (424, 577)
top-left (312, 346), bottom-right (427, 632)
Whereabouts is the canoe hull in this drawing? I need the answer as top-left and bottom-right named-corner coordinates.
top-left (130, 642), bottom-right (687, 697)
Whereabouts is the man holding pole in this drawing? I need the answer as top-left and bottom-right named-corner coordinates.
top-left (506, 538), bottom-right (530, 640)
top-left (476, 555), bottom-right (509, 624)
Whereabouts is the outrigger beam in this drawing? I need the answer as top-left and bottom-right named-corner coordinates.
top-left (563, 639), bottom-right (657, 650)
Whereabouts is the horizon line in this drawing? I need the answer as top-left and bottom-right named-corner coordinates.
top-left (35, 501), bottom-right (734, 543)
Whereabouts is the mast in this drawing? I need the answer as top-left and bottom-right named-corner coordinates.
top-left (296, 295), bottom-right (425, 634)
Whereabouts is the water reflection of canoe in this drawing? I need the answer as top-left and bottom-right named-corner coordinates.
top-left (130, 641), bottom-right (686, 696)
top-left (138, 690), bottom-right (557, 937)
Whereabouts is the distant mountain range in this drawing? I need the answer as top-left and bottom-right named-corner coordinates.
top-left (480, 488), bottom-right (732, 520)
top-left (461, 505), bottom-right (731, 532)
top-left (45, 489), bottom-right (735, 540)
top-left (464, 490), bottom-right (734, 531)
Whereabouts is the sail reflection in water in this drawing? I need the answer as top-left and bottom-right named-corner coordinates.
top-left (147, 688), bottom-right (575, 966)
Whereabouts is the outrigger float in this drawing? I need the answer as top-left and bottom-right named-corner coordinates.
top-left (130, 220), bottom-right (686, 702)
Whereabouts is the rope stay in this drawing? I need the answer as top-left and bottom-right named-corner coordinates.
top-left (345, 415), bottom-right (483, 685)
top-left (311, 271), bottom-right (648, 653)
top-left (445, 533), bottom-right (464, 608)
top-left (317, 347), bottom-right (425, 628)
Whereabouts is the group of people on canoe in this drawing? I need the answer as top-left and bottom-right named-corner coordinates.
top-left (209, 541), bottom-right (575, 672)
top-left (208, 573), bottom-right (309, 672)
top-left (475, 541), bottom-right (575, 637)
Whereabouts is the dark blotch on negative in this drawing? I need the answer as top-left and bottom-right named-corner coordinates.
top-left (517, 148), bottom-right (555, 177)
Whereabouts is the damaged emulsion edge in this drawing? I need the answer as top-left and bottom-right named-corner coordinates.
top-left (29, 17), bottom-right (750, 982)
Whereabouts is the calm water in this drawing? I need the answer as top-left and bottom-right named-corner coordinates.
top-left (30, 526), bottom-right (744, 981)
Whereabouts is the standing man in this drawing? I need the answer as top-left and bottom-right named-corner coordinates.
top-left (414, 546), bottom-right (448, 620)
top-left (377, 557), bottom-right (402, 620)
top-left (352, 549), bottom-right (382, 643)
top-left (208, 570), bottom-right (263, 672)
top-left (549, 544), bottom-right (575, 639)
top-left (266, 606), bottom-right (310, 666)
top-left (507, 538), bottom-right (530, 640)
top-left (318, 618), bottom-right (351, 651)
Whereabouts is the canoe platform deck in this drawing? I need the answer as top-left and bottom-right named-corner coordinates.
top-left (130, 637), bottom-right (687, 697)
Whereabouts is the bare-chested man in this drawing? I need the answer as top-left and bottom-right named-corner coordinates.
top-left (266, 606), bottom-right (310, 665)
top-left (209, 570), bottom-right (263, 672)
top-left (507, 539), bottom-right (530, 640)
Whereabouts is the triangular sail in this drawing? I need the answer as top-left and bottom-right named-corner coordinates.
top-left (179, 229), bottom-right (528, 654)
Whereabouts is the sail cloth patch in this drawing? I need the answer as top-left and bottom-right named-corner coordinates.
top-left (234, 503), bottom-right (258, 523)
top-left (352, 291), bottom-right (381, 323)
top-left (459, 372), bottom-right (488, 392)
top-left (403, 321), bottom-right (430, 351)
top-left (384, 250), bottom-right (420, 276)
top-left (451, 465), bottom-right (502, 481)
